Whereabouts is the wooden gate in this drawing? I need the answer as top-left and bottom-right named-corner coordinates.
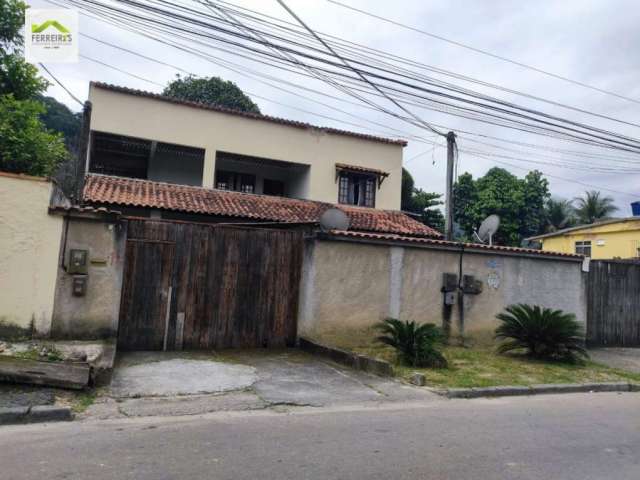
top-left (118, 219), bottom-right (304, 351)
top-left (587, 260), bottom-right (640, 347)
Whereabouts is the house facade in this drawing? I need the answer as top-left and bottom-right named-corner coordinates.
top-left (87, 82), bottom-right (405, 211)
top-left (528, 217), bottom-right (640, 259)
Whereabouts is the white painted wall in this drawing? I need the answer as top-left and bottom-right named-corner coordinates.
top-left (0, 173), bottom-right (63, 335)
top-left (89, 85), bottom-right (404, 209)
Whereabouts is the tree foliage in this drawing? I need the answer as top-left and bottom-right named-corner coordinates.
top-left (574, 190), bottom-right (618, 225)
top-left (401, 167), bottom-right (445, 232)
top-left (0, 0), bottom-right (68, 176)
top-left (375, 318), bottom-right (447, 368)
top-left (495, 304), bottom-right (588, 363)
top-left (453, 167), bottom-right (550, 246)
top-left (545, 198), bottom-right (575, 232)
top-left (0, 95), bottom-right (67, 175)
top-left (38, 95), bottom-right (81, 149)
top-left (163, 74), bottom-right (260, 113)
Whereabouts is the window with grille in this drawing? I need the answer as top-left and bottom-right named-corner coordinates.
top-left (337, 172), bottom-right (376, 207)
top-left (575, 240), bottom-right (591, 257)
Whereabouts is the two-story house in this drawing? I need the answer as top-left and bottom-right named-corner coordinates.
top-left (81, 82), bottom-right (440, 238)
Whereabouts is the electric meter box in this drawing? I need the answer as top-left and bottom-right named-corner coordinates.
top-left (68, 249), bottom-right (88, 274)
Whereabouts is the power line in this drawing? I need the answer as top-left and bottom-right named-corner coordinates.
top-left (44, 0), bottom-right (640, 196)
top-left (38, 62), bottom-right (84, 106)
top-left (326, 0), bottom-right (640, 105)
top-left (212, 0), bottom-right (640, 130)
top-left (54, 0), bottom-right (640, 154)
top-left (275, 0), bottom-right (445, 137)
top-left (61, 0), bottom-right (640, 156)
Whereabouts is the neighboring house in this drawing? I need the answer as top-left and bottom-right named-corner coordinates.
top-left (527, 215), bottom-right (640, 259)
top-left (82, 82), bottom-right (438, 236)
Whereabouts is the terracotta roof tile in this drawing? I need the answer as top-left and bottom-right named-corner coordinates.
top-left (91, 82), bottom-right (408, 147)
top-left (83, 174), bottom-right (441, 238)
top-left (327, 230), bottom-right (583, 259)
top-left (335, 163), bottom-right (389, 177)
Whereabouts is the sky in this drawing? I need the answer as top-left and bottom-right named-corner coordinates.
top-left (28, 0), bottom-right (640, 214)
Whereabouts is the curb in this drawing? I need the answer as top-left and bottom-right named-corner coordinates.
top-left (0, 405), bottom-right (73, 425)
top-left (298, 337), bottom-right (394, 377)
top-left (441, 382), bottom-right (640, 399)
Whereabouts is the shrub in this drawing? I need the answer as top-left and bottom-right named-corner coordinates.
top-left (495, 304), bottom-right (588, 363)
top-left (375, 318), bottom-right (447, 368)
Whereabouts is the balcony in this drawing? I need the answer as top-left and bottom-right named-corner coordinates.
top-left (214, 151), bottom-right (309, 199)
top-left (88, 131), bottom-right (205, 186)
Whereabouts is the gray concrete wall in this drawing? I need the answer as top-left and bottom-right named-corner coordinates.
top-left (147, 149), bottom-right (203, 186)
top-left (298, 237), bottom-right (586, 343)
top-left (50, 216), bottom-right (127, 339)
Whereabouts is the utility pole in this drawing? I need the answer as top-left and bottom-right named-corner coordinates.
top-left (444, 131), bottom-right (456, 241)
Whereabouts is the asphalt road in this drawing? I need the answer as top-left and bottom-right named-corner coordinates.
top-left (1, 393), bottom-right (639, 479)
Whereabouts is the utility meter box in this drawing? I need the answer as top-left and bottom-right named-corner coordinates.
top-left (444, 291), bottom-right (456, 305)
top-left (68, 249), bottom-right (88, 274)
top-left (72, 275), bottom-right (87, 297)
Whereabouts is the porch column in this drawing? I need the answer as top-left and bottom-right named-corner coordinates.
top-left (202, 149), bottom-right (216, 188)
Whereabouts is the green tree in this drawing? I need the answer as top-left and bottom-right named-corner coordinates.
top-left (1, 0), bottom-right (25, 45)
top-left (401, 167), bottom-right (445, 232)
top-left (401, 167), bottom-right (415, 211)
top-left (545, 198), bottom-right (575, 232)
top-left (574, 190), bottom-right (618, 224)
top-left (411, 189), bottom-right (445, 232)
top-left (452, 172), bottom-right (478, 238)
top-left (452, 168), bottom-right (549, 246)
top-left (520, 170), bottom-right (550, 239)
top-left (0, 0), bottom-right (67, 176)
top-left (163, 74), bottom-right (260, 113)
top-left (0, 95), bottom-right (67, 175)
top-left (38, 95), bottom-right (81, 149)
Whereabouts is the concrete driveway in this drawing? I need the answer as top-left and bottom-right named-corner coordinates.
top-left (88, 349), bottom-right (437, 418)
top-left (590, 348), bottom-right (640, 373)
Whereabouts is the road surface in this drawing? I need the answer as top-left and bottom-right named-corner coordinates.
top-left (1, 392), bottom-right (639, 479)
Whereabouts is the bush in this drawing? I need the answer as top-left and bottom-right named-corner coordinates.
top-left (495, 304), bottom-right (588, 363)
top-left (375, 318), bottom-right (447, 368)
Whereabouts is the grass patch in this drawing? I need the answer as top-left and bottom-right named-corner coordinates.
top-left (13, 344), bottom-right (64, 362)
top-left (318, 330), bottom-right (640, 389)
top-left (70, 390), bottom-right (97, 413)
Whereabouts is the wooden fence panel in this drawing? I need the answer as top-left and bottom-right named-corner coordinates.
top-left (118, 219), bottom-right (303, 350)
top-left (587, 260), bottom-right (640, 347)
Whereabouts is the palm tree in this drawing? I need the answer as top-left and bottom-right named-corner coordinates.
top-left (574, 190), bottom-right (618, 225)
top-left (545, 198), bottom-right (575, 232)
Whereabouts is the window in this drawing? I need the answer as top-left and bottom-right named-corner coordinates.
top-left (337, 172), bottom-right (376, 207)
top-left (215, 171), bottom-right (255, 193)
top-left (575, 240), bottom-right (591, 257)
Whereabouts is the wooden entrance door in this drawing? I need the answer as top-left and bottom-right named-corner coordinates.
top-left (118, 219), bottom-right (303, 350)
top-left (117, 240), bottom-right (175, 350)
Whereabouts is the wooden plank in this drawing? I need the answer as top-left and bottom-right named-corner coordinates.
top-left (587, 260), bottom-right (640, 347)
top-left (118, 239), bottom-right (175, 350)
top-left (0, 357), bottom-right (90, 390)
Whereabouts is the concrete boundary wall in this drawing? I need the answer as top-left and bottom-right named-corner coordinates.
top-left (297, 235), bottom-right (586, 342)
top-left (0, 173), bottom-right (63, 337)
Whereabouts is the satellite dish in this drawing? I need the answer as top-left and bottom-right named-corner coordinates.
top-left (319, 208), bottom-right (350, 231)
top-left (475, 214), bottom-right (500, 245)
